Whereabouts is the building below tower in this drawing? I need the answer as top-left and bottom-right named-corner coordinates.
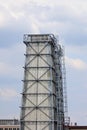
top-left (0, 119), bottom-right (19, 130)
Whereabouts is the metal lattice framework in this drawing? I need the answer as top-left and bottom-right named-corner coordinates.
top-left (20, 34), bottom-right (66, 130)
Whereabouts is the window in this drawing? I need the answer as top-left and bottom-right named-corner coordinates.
top-left (0, 128), bottom-right (3, 130)
top-left (9, 128), bottom-right (12, 130)
top-left (13, 128), bottom-right (16, 130)
top-left (5, 128), bottom-right (8, 130)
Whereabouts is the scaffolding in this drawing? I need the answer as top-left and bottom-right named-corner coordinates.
top-left (20, 34), bottom-right (67, 130)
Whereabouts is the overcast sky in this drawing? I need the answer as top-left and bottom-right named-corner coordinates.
top-left (0, 0), bottom-right (87, 125)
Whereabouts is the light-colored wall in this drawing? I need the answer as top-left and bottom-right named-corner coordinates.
top-left (69, 128), bottom-right (87, 130)
top-left (0, 125), bottom-right (19, 130)
top-left (66, 126), bottom-right (87, 130)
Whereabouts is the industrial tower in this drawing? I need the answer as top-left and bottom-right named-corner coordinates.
top-left (20, 34), bottom-right (67, 130)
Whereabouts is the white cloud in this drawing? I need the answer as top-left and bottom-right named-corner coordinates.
top-left (0, 43), bottom-right (25, 80)
top-left (0, 0), bottom-right (87, 29)
top-left (0, 62), bottom-right (13, 75)
top-left (0, 0), bottom-right (87, 46)
top-left (0, 43), bottom-right (24, 61)
top-left (0, 0), bottom-right (87, 125)
top-left (0, 12), bottom-right (5, 27)
top-left (0, 88), bottom-right (18, 100)
top-left (65, 56), bottom-right (87, 70)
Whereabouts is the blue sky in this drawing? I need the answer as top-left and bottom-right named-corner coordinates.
top-left (0, 0), bottom-right (87, 125)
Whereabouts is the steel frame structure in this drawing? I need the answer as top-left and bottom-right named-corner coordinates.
top-left (20, 34), bottom-right (66, 130)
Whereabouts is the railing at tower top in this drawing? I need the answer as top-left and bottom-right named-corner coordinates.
top-left (23, 34), bottom-right (55, 43)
